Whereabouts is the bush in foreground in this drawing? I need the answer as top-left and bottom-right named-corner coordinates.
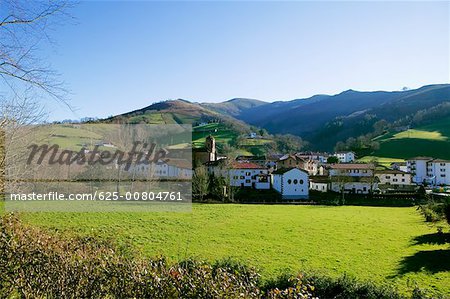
top-left (0, 214), bottom-right (441, 298)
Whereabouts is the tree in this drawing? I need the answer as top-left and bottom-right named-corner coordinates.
top-left (333, 170), bottom-right (352, 205)
top-left (445, 204), bottom-right (450, 227)
top-left (274, 134), bottom-right (306, 153)
top-left (0, 1), bottom-right (73, 194)
top-left (327, 156), bottom-right (339, 164)
top-left (193, 165), bottom-right (209, 201)
top-left (0, 0), bottom-right (73, 102)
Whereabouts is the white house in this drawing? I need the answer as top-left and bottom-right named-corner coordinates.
top-left (229, 162), bottom-right (270, 189)
top-left (272, 168), bottom-right (309, 199)
top-left (334, 151), bottom-right (355, 163)
top-left (206, 160), bottom-right (270, 189)
top-left (375, 169), bottom-right (412, 187)
top-left (330, 177), bottom-right (378, 194)
top-left (249, 132), bottom-right (257, 139)
top-left (309, 176), bottom-right (329, 192)
top-left (426, 159), bottom-right (450, 186)
top-left (127, 158), bottom-right (192, 179)
top-left (297, 152), bottom-right (330, 164)
top-left (407, 157), bottom-right (434, 185)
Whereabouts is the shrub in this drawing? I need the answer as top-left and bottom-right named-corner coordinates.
top-left (444, 204), bottom-right (450, 226)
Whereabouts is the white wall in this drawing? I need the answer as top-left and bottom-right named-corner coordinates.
top-left (330, 182), bottom-right (377, 194)
top-left (408, 159), bottom-right (429, 184)
top-left (272, 168), bottom-right (308, 199)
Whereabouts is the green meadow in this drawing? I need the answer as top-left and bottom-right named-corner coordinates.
top-left (370, 116), bottom-right (450, 160)
top-left (192, 123), bottom-right (238, 148)
top-left (5, 204), bottom-right (449, 295)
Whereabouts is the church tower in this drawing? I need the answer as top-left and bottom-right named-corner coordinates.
top-left (206, 135), bottom-right (216, 162)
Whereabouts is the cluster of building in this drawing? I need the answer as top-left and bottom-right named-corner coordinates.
top-left (119, 135), bottom-right (449, 200)
top-left (193, 136), bottom-right (450, 200)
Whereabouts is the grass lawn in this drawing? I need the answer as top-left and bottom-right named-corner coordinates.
top-left (5, 204), bottom-right (449, 295)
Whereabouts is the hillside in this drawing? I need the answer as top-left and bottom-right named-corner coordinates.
top-left (369, 115), bottom-right (450, 160)
top-left (101, 84), bottom-right (450, 153)
top-left (201, 98), bottom-right (267, 117)
top-left (104, 99), bottom-right (278, 154)
top-left (233, 84), bottom-right (450, 150)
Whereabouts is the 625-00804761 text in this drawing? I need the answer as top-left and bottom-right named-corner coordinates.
top-left (9, 191), bottom-right (185, 201)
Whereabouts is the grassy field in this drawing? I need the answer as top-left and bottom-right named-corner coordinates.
top-left (192, 123), bottom-right (238, 148)
top-left (370, 116), bottom-right (450, 160)
top-left (358, 156), bottom-right (406, 168)
top-left (5, 204), bottom-right (449, 295)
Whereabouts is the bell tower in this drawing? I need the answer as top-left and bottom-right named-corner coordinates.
top-left (205, 135), bottom-right (216, 162)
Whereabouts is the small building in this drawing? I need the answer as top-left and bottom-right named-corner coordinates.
top-left (229, 162), bottom-right (269, 189)
top-left (277, 154), bottom-right (306, 169)
top-left (334, 151), bottom-right (356, 163)
top-left (206, 160), bottom-right (270, 189)
top-left (330, 177), bottom-right (378, 194)
top-left (249, 132), bottom-right (257, 139)
top-left (390, 162), bottom-right (408, 172)
top-left (309, 176), bottom-right (329, 192)
top-left (272, 168), bottom-right (309, 199)
top-left (297, 152), bottom-right (330, 164)
top-left (376, 169), bottom-right (412, 187)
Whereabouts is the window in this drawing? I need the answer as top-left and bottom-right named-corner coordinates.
top-left (288, 179), bottom-right (292, 184)
top-left (300, 179), bottom-right (304, 184)
top-left (245, 179), bottom-right (250, 183)
top-left (441, 174), bottom-right (446, 177)
top-left (240, 176), bottom-right (245, 179)
top-left (402, 179), bottom-right (405, 182)
top-left (386, 176), bottom-right (391, 179)
top-left (293, 179), bottom-right (298, 184)
top-left (245, 172), bottom-right (251, 176)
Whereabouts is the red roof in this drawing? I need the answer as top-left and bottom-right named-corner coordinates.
top-left (231, 162), bottom-right (265, 169)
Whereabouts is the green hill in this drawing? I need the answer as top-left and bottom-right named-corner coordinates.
top-left (104, 99), bottom-right (276, 155)
top-left (369, 116), bottom-right (450, 160)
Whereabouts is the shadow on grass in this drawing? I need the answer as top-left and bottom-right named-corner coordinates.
top-left (396, 249), bottom-right (450, 275)
top-left (411, 232), bottom-right (450, 246)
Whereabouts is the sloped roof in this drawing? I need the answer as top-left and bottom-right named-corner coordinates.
top-left (231, 162), bottom-right (266, 169)
top-left (375, 169), bottom-right (410, 175)
top-left (329, 163), bottom-right (374, 170)
top-left (431, 159), bottom-right (450, 163)
top-left (165, 158), bottom-right (191, 169)
top-left (272, 167), bottom-right (308, 175)
top-left (409, 156), bottom-right (433, 161)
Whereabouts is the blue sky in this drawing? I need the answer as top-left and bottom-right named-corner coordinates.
top-left (39, 1), bottom-right (449, 121)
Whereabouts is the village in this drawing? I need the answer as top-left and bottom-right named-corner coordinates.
top-left (124, 134), bottom-right (450, 201)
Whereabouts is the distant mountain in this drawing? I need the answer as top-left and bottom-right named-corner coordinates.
top-left (105, 98), bottom-right (253, 133)
top-left (201, 98), bottom-right (267, 117)
top-left (233, 84), bottom-right (450, 150)
top-left (105, 84), bottom-right (450, 152)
